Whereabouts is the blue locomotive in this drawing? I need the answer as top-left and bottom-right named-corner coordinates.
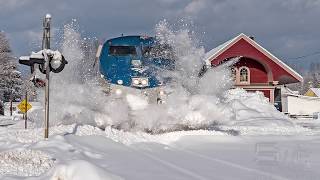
top-left (98, 35), bottom-right (174, 103)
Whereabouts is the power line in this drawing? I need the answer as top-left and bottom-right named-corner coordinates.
top-left (287, 51), bottom-right (320, 61)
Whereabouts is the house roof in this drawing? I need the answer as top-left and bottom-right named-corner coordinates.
top-left (204, 35), bottom-right (240, 64)
top-left (204, 33), bottom-right (303, 82)
top-left (310, 88), bottom-right (320, 97)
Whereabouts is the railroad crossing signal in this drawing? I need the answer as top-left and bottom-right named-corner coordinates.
top-left (17, 99), bottom-right (32, 113)
top-left (18, 14), bottom-right (67, 139)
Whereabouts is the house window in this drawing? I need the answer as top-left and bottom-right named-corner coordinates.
top-left (239, 67), bottom-right (250, 83)
top-left (231, 67), bottom-right (237, 82)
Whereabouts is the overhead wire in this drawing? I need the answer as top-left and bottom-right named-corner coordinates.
top-left (287, 51), bottom-right (320, 61)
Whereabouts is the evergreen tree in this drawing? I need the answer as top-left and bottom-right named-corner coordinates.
top-left (0, 32), bottom-right (22, 102)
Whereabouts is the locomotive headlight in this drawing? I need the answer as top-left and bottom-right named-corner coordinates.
top-left (132, 77), bottom-right (148, 87)
top-left (141, 79), bottom-right (148, 85)
top-left (117, 80), bottom-right (123, 85)
top-left (133, 79), bottom-right (140, 85)
top-left (159, 90), bottom-right (165, 96)
top-left (115, 89), bottom-right (122, 95)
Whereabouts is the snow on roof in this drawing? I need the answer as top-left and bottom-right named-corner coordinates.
top-left (204, 33), bottom-right (242, 65)
top-left (204, 33), bottom-right (303, 82)
top-left (310, 88), bottom-right (320, 97)
top-left (204, 37), bottom-right (237, 64)
top-left (282, 86), bottom-right (299, 95)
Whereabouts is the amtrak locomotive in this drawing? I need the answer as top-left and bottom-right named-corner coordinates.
top-left (97, 35), bottom-right (175, 103)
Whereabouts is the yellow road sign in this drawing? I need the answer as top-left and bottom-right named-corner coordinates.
top-left (17, 99), bottom-right (32, 113)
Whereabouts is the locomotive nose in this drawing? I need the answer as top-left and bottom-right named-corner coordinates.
top-left (131, 59), bottom-right (142, 68)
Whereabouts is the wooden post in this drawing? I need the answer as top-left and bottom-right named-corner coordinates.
top-left (44, 52), bottom-right (50, 138)
top-left (25, 91), bottom-right (27, 129)
top-left (10, 96), bottom-right (12, 116)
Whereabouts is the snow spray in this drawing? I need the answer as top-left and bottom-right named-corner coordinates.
top-left (30, 19), bottom-right (294, 133)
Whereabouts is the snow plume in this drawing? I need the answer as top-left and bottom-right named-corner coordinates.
top-left (110, 20), bottom-right (293, 133)
top-left (122, 20), bottom-right (236, 132)
top-left (31, 19), bottom-right (231, 131)
top-left (88, 20), bottom-right (239, 132)
top-left (58, 20), bottom-right (97, 83)
top-left (155, 20), bottom-right (206, 94)
top-left (92, 20), bottom-right (236, 132)
top-left (32, 20), bottom-right (108, 126)
top-left (31, 19), bottom-right (294, 134)
top-left (154, 20), bottom-right (233, 96)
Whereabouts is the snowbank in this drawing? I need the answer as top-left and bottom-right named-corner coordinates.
top-left (104, 126), bottom-right (227, 145)
top-left (0, 149), bottom-right (54, 177)
top-left (51, 160), bottom-right (123, 180)
top-left (6, 123), bottom-right (75, 143)
top-left (224, 88), bottom-right (294, 127)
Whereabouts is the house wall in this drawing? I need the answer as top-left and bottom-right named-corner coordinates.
top-left (211, 39), bottom-right (299, 84)
top-left (230, 57), bottom-right (274, 102)
top-left (234, 58), bottom-right (268, 84)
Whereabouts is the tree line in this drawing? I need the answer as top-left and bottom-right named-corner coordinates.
top-left (288, 62), bottom-right (320, 94)
top-left (0, 32), bottom-right (22, 104)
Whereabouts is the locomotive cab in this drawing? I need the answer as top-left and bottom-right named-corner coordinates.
top-left (98, 35), bottom-right (174, 103)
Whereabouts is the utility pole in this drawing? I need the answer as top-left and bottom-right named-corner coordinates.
top-left (18, 14), bottom-right (67, 139)
top-left (10, 93), bottom-right (12, 116)
top-left (43, 14), bottom-right (51, 139)
top-left (24, 90), bottom-right (27, 129)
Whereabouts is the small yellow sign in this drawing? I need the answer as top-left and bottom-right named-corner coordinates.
top-left (17, 99), bottom-right (32, 113)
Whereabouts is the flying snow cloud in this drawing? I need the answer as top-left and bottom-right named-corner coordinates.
top-left (27, 18), bottom-right (295, 133)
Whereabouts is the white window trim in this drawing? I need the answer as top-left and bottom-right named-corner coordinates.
top-left (238, 66), bottom-right (250, 85)
top-left (231, 67), bottom-right (238, 83)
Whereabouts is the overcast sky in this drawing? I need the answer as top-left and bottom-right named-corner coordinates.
top-left (1, 0), bottom-right (320, 68)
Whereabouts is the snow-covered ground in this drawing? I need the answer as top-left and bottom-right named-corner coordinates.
top-left (0, 120), bottom-right (319, 180)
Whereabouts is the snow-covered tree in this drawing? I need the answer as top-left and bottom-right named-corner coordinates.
top-left (0, 32), bottom-right (22, 102)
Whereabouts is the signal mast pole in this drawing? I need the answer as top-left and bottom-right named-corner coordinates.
top-left (19, 14), bottom-right (67, 139)
top-left (43, 14), bottom-right (51, 139)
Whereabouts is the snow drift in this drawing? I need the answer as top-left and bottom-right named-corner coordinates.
top-left (0, 149), bottom-right (54, 177)
top-left (51, 160), bottom-right (123, 180)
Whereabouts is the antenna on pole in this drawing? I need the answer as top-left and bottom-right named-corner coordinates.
top-left (42, 14), bottom-right (51, 49)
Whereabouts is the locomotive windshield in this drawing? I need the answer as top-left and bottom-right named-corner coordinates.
top-left (109, 46), bottom-right (136, 56)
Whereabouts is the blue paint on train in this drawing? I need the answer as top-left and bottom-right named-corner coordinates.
top-left (99, 35), bottom-right (173, 89)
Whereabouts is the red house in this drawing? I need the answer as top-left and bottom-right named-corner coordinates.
top-left (205, 33), bottom-right (303, 104)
